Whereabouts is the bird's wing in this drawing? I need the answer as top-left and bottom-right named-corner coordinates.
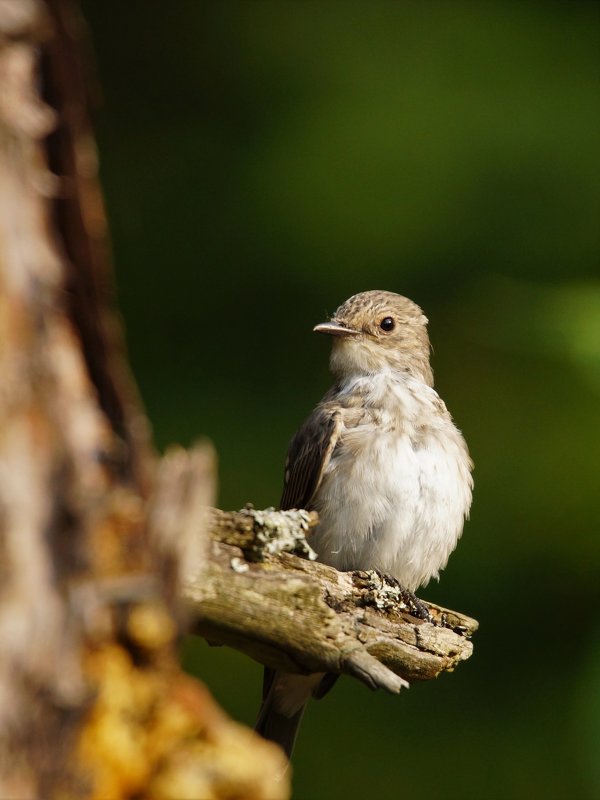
top-left (280, 405), bottom-right (343, 511)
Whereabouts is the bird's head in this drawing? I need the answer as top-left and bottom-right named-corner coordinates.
top-left (314, 290), bottom-right (433, 385)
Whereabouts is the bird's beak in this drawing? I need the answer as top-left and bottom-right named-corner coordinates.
top-left (313, 321), bottom-right (360, 337)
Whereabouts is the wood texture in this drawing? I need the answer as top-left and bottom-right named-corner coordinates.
top-left (185, 507), bottom-right (478, 693)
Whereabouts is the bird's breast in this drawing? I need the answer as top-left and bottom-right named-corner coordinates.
top-left (309, 377), bottom-right (472, 590)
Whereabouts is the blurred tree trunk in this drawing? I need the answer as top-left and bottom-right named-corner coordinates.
top-left (0, 1), bottom-right (288, 798)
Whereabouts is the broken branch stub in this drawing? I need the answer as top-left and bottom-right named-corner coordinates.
top-left (183, 506), bottom-right (478, 693)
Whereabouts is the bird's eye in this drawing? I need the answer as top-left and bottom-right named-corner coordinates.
top-left (379, 317), bottom-right (395, 332)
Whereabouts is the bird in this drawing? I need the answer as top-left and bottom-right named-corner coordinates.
top-left (255, 289), bottom-right (473, 758)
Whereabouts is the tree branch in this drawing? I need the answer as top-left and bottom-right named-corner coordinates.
top-left (184, 507), bottom-right (477, 693)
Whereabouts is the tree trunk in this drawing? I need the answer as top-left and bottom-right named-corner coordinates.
top-left (0, 2), bottom-right (288, 797)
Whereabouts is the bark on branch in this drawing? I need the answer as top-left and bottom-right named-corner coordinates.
top-left (183, 507), bottom-right (478, 693)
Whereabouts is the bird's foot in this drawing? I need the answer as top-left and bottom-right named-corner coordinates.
top-left (371, 570), bottom-right (433, 623)
top-left (397, 589), bottom-right (433, 623)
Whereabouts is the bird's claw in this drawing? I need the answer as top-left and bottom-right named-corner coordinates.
top-left (371, 569), bottom-right (433, 623)
top-left (398, 589), bottom-right (432, 623)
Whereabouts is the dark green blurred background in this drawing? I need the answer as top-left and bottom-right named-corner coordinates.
top-left (81, 2), bottom-right (600, 797)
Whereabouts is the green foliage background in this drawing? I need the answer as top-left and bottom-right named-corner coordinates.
top-left (82, 2), bottom-right (599, 797)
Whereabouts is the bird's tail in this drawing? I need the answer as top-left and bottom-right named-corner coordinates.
top-left (255, 668), bottom-right (327, 758)
top-left (254, 696), bottom-right (306, 759)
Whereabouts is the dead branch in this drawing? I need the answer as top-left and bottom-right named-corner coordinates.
top-left (184, 507), bottom-right (478, 692)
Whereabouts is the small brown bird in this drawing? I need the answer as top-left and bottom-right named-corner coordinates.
top-left (256, 290), bottom-right (473, 757)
